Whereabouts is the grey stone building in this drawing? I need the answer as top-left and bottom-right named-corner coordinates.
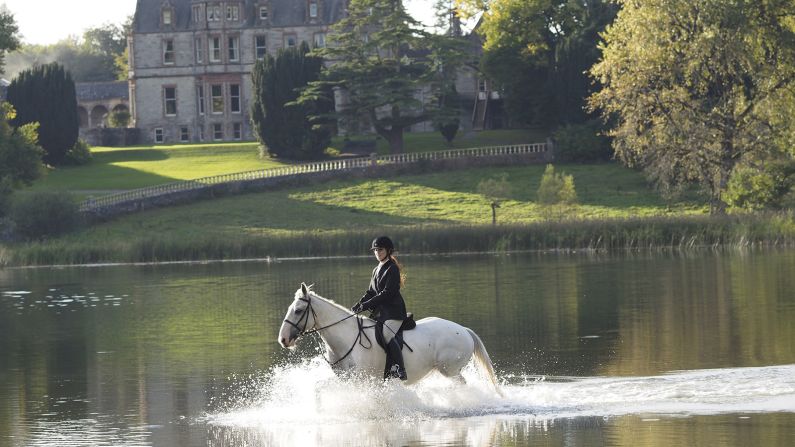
top-left (130, 0), bottom-right (346, 144)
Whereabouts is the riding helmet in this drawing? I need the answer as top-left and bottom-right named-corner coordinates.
top-left (370, 236), bottom-right (394, 251)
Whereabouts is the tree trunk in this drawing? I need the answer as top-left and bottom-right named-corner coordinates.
top-left (386, 129), bottom-right (404, 154)
top-left (491, 202), bottom-right (498, 225)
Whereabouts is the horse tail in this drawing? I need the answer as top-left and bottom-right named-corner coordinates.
top-left (466, 328), bottom-right (503, 397)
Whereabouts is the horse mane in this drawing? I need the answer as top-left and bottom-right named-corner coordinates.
top-left (295, 286), bottom-right (356, 315)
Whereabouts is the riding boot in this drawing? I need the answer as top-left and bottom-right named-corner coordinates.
top-left (384, 337), bottom-right (408, 381)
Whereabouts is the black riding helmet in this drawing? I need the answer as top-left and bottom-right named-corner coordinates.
top-left (370, 236), bottom-right (394, 253)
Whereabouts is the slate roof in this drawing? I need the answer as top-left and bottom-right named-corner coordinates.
top-left (76, 82), bottom-right (129, 102)
top-left (133, 0), bottom-right (347, 33)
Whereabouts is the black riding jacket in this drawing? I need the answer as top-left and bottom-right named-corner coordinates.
top-left (356, 258), bottom-right (407, 322)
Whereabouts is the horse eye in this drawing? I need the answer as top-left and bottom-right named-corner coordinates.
top-left (294, 308), bottom-right (304, 314)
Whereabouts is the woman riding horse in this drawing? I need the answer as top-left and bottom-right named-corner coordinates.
top-left (351, 236), bottom-right (408, 380)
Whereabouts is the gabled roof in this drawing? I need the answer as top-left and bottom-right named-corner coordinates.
top-left (133, 0), bottom-right (347, 33)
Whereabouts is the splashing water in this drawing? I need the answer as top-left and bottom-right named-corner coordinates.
top-left (205, 359), bottom-right (795, 446)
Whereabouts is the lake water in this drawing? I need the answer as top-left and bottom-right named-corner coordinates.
top-left (1, 249), bottom-right (794, 446)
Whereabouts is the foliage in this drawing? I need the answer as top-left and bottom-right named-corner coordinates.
top-left (0, 103), bottom-right (44, 216)
top-left (477, 173), bottom-right (511, 224)
top-left (552, 120), bottom-right (612, 162)
top-left (537, 164), bottom-right (577, 205)
top-left (724, 160), bottom-right (795, 211)
top-left (64, 139), bottom-right (93, 166)
top-left (6, 62), bottom-right (79, 165)
top-left (10, 191), bottom-right (81, 241)
top-left (0, 5), bottom-right (20, 73)
top-left (434, 84), bottom-right (461, 146)
top-left (4, 20), bottom-right (130, 81)
top-left (590, 0), bottom-right (795, 213)
top-left (251, 42), bottom-right (332, 160)
top-left (109, 110), bottom-right (131, 128)
top-left (304, 0), bottom-right (467, 153)
top-left (457, 0), bottom-right (617, 128)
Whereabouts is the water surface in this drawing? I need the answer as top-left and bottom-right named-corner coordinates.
top-left (1, 249), bottom-right (793, 446)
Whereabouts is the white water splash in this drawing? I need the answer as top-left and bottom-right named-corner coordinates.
top-left (205, 360), bottom-right (795, 446)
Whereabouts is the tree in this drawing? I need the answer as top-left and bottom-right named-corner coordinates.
top-left (7, 63), bottom-right (79, 165)
top-left (251, 42), bottom-right (333, 160)
top-left (0, 5), bottom-right (20, 74)
top-left (589, 0), bottom-right (795, 213)
top-left (0, 103), bottom-right (44, 216)
top-left (305, 0), bottom-right (466, 153)
top-left (457, 0), bottom-right (617, 128)
top-left (477, 174), bottom-right (512, 224)
top-left (537, 164), bottom-right (577, 205)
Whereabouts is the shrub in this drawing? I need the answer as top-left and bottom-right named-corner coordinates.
top-left (108, 110), bottom-right (131, 128)
top-left (552, 120), bottom-right (612, 162)
top-left (10, 192), bottom-right (82, 240)
top-left (724, 160), bottom-right (795, 211)
top-left (537, 164), bottom-right (577, 205)
top-left (64, 139), bottom-right (92, 165)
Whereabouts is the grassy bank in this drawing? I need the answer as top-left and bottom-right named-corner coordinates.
top-left (3, 214), bottom-right (793, 266)
top-left (4, 161), bottom-right (795, 267)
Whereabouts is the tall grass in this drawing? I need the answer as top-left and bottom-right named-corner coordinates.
top-left (4, 213), bottom-right (793, 266)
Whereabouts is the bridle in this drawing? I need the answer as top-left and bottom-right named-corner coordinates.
top-left (283, 294), bottom-right (373, 366)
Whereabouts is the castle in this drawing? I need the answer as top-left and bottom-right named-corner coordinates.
top-left (127, 0), bottom-right (497, 145)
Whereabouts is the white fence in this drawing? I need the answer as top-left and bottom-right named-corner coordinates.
top-left (80, 142), bottom-right (548, 212)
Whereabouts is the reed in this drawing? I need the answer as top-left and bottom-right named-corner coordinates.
top-left (3, 213), bottom-right (792, 266)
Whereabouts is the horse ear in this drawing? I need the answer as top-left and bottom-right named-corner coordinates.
top-left (301, 283), bottom-right (308, 296)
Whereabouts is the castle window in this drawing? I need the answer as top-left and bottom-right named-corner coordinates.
top-left (255, 35), bottom-right (267, 59)
top-left (313, 32), bottom-right (326, 48)
top-left (180, 126), bottom-right (190, 142)
top-left (208, 4), bottom-right (222, 21)
top-left (228, 36), bottom-right (239, 62)
top-left (164, 87), bottom-right (177, 116)
top-left (227, 5), bottom-right (240, 21)
top-left (162, 9), bottom-right (172, 25)
top-left (211, 84), bottom-right (224, 114)
top-left (163, 39), bottom-right (175, 64)
top-left (309, 1), bottom-right (318, 18)
top-left (232, 122), bottom-right (242, 140)
top-left (192, 5), bottom-right (203, 23)
top-left (195, 38), bottom-right (204, 63)
top-left (197, 85), bottom-right (205, 115)
top-left (154, 128), bottom-right (164, 143)
top-left (230, 84), bottom-right (241, 113)
top-left (210, 37), bottom-right (221, 62)
top-left (284, 34), bottom-right (297, 48)
top-left (259, 6), bottom-right (269, 20)
top-left (213, 123), bottom-right (224, 140)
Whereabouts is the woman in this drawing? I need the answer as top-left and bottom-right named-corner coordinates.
top-left (351, 236), bottom-right (408, 380)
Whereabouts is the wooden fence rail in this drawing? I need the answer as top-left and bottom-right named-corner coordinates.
top-left (80, 142), bottom-right (548, 213)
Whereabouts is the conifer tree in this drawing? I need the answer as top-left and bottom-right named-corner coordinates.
top-left (251, 42), bottom-right (332, 160)
top-left (6, 63), bottom-right (79, 165)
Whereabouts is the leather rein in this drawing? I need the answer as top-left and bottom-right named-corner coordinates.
top-left (283, 295), bottom-right (374, 367)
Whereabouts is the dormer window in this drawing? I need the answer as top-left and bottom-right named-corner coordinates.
top-left (163, 9), bottom-right (172, 25)
top-left (208, 3), bottom-right (222, 21)
top-left (192, 4), bottom-right (203, 23)
top-left (259, 6), bottom-right (269, 20)
top-left (309, 1), bottom-right (318, 18)
top-left (226, 5), bottom-right (240, 21)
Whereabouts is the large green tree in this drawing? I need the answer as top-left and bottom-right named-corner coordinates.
top-left (457, 0), bottom-right (617, 127)
top-left (251, 42), bottom-right (333, 160)
top-left (0, 104), bottom-right (44, 216)
top-left (306, 0), bottom-right (465, 153)
top-left (0, 6), bottom-right (20, 74)
top-left (589, 0), bottom-right (795, 213)
top-left (7, 63), bottom-right (79, 165)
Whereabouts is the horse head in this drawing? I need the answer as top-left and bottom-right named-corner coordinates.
top-left (278, 283), bottom-right (316, 349)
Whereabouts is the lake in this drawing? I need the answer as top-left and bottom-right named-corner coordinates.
top-left (1, 249), bottom-right (794, 446)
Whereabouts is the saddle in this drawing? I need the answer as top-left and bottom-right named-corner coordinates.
top-left (374, 313), bottom-right (416, 352)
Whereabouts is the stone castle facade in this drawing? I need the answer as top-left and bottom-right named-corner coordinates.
top-left (130, 0), bottom-right (346, 144)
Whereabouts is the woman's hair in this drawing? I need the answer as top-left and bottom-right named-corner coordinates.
top-left (389, 253), bottom-right (406, 287)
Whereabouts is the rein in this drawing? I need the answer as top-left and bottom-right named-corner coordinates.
top-left (283, 295), bottom-right (374, 367)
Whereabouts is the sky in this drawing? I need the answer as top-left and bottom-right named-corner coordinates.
top-left (1, 0), bottom-right (439, 46)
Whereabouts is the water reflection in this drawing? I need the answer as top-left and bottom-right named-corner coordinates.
top-left (1, 250), bottom-right (794, 446)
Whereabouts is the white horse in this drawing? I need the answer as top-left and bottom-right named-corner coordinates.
top-left (278, 284), bottom-right (502, 394)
